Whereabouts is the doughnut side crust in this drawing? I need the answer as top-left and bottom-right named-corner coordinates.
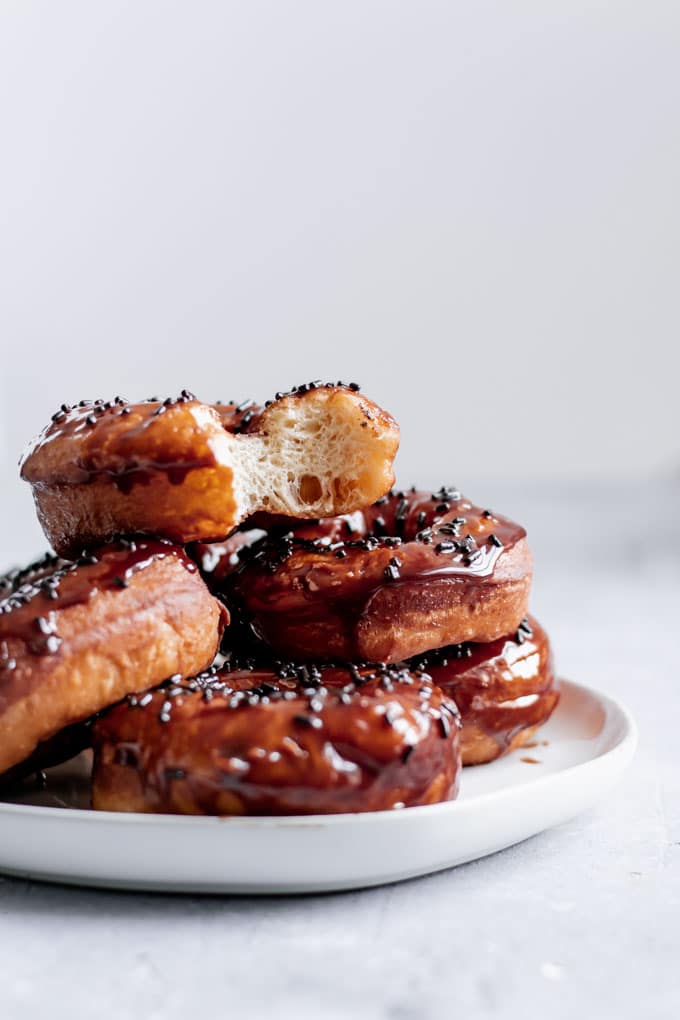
top-left (92, 668), bottom-right (461, 815)
top-left (0, 543), bottom-right (225, 775)
top-left (21, 386), bottom-right (399, 557)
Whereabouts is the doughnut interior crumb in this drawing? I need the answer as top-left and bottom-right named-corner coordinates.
top-left (228, 388), bottom-right (397, 518)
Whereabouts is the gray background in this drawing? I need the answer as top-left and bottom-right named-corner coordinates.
top-left (0, 4), bottom-right (678, 1019)
top-left (1, 1), bottom-right (679, 564)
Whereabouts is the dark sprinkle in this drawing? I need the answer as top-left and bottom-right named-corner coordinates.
top-left (293, 714), bottom-right (323, 730)
top-left (401, 744), bottom-right (415, 764)
top-left (456, 535), bottom-right (477, 553)
top-left (383, 554), bottom-right (403, 581)
top-left (272, 380), bottom-right (361, 402)
top-left (432, 486), bottom-right (461, 503)
top-left (515, 616), bottom-right (533, 643)
top-left (488, 533), bottom-right (503, 548)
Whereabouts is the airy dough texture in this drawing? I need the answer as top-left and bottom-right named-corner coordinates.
top-left (229, 388), bottom-right (399, 517)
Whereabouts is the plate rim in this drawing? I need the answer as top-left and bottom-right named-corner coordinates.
top-left (0, 678), bottom-right (638, 829)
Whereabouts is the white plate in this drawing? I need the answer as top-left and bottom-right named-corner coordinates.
top-left (0, 679), bottom-right (636, 894)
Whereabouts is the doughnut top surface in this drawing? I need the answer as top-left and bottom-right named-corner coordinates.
top-left (0, 538), bottom-right (198, 665)
top-left (93, 660), bottom-right (462, 814)
top-left (118, 659), bottom-right (460, 724)
top-left (20, 392), bottom-right (248, 488)
top-left (233, 487), bottom-right (526, 597)
top-left (19, 383), bottom-right (369, 488)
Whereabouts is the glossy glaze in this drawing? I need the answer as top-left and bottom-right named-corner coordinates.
top-left (93, 665), bottom-right (462, 815)
top-left (410, 616), bottom-right (559, 763)
top-left (229, 488), bottom-right (529, 660)
top-left (0, 539), bottom-right (199, 666)
top-left (20, 394), bottom-right (257, 491)
top-left (189, 530), bottom-right (266, 588)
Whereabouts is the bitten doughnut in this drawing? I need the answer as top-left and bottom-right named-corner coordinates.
top-left (20, 383), bottom-right (399, 558)
top-left (229, 488), bottom-right (532, 663)
top-left (0, 540), bottom-right (226, 776)
top-left (92, 664), bottom-right (461, 815)
top-left (410, 616), bottom-right (559, 765)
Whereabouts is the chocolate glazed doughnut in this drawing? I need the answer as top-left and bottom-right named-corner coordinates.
top-left (0, 540), bottom-right (226, 777)
top-left (92, 664), bottom-right (462, 815)
top-left (229, 488), bottom-right (532, 663)
top-left (20, 383), bottom-right (399, 558)
top-left (410, 616), bottom-right (559, 765)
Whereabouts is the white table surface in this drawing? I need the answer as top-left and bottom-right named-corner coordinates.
top-left (0, 479), bottom-right (678, 1020)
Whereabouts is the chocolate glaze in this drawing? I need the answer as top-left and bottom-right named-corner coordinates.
top-left (20, 385), bottom-right (363, 491)
top-left (228, 488), bottom-right (527, 659)
top-left (93, 663), bottom-right (462, 815)
top-left (410, 616), bottom-right (559, 762)
top-left (189, 529), bottom-right (266, 589)
top-left (20, 394), bottom-right (259, 491)
top-left (0, 539), bottom-right (199, 667)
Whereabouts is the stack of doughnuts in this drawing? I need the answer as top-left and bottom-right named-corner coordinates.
top-left (1, 382), bottom-right (558, 815)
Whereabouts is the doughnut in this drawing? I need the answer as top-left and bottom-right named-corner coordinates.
top-left (92, 663), bottom-right (462, 815)
top-left (20, 383), bottom-right (399, 558)
top-left (410, 616), bottom-right (559, 765)
top-left (189, 529), bottom-right (266, 590)
top-left (228, 487), bottom-right (532, 663)
top-left (0, 540), bottom-right (226, 776)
